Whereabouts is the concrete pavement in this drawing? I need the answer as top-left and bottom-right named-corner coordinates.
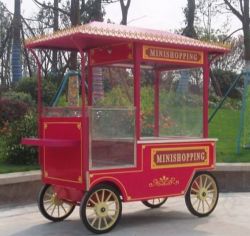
top-left (1, 193), bottom-right (250, 236)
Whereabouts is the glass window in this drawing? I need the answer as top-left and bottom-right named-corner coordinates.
top-left (159, 68), bottom-right (203, 137)
top-left (140, 69), bottom-right (155, 137)
top-left (43, 71), bottom-right (82, 117)
top-left (90, 66), bottom-right (135, 169)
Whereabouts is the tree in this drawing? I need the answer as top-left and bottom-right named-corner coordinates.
top-left (119, 0), bottom-right (131, 25)
top-left (12, 0), bottom-right (22, 83)
top-left (51, 0), bottom-right (59, 73)
top-left (69, 0), bottom-right (80, 70)
top-left (0, 2), bottom-right (12, 89)
top-left (182, 0), bottom-right (198, 38)
top-left (223, 0), bottom-right (250, 64)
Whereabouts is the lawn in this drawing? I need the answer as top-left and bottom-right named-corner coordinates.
top-left (0, 160), bottom-right (39, 174)
top-left (209, 108), bottom-right (250, 162)
top-left (0, 137), bottom-right (39, 174)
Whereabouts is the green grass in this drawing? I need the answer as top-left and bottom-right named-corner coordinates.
top-left (0, 160), bottom-right (39, 174)
top-left (0, 137), bottom-right (39, 174)
top-left (209, 108), bottom-right (250, 162)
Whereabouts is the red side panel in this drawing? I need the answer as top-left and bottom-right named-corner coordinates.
top-left (41, 117), bottom-right (84, 189)
top-left (89, 140), bottom-right (216, 202)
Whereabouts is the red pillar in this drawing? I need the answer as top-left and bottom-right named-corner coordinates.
top-left (87, 50), bottom-right (93, 106)
top-left (80, 50), bottom-right (90, 189)
top-left (203, 52), bottom-right (209, 138)
top-left (154, 70), bottom-right (160, 137)
top-left (29, 48), bottom-right (42, 165)
top-left (134, 43), bottom-right (141, 140)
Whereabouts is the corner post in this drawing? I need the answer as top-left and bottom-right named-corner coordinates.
top-left (28, 48), bottom-right (42, 164)
top-left (203, 52), bottom-right (209, 138)
top-left (154, 70), bottom-right (160, 137)
top-left (134, 43), bottom-right (141, 140)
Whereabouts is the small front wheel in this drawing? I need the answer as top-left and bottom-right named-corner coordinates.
top-left (38, 184), bottom-right (75, 222)
top-left (185, 172), bottom-right (219, 217)
top-left (80, 184), bottom-right (122, 234)
top-left (142, 198), bottom-right (167, 208)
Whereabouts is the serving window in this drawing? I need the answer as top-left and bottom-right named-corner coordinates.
top-left (89, 66), bottom-right (135, 169)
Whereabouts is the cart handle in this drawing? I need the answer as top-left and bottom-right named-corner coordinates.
top-left (21, 138), bottom-right (80, 147)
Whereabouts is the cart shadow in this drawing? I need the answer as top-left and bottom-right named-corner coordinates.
top-left (9, 207), bottom-right (211, 236)
top-left (115, 207), bottom-right (211, 235)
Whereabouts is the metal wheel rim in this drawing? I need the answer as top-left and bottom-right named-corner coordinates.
top-left (190, 174), bottom-right (218, 214)
top-left (85, 188), bottom-right (120, 231)
top-left (147, 198), bottom-right (166, 205)
top-left (43, 186), bottom-right (74, 218)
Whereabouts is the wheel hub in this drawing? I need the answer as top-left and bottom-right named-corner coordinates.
top-left (95, 203), bottom-right (109, 217)
top-left (197, 188), bottom-right (208, 200)
top-left (51, 193), bottom-right (62, 206)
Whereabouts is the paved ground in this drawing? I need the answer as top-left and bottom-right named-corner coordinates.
top-left (1, 193), bottom-right (250, 236)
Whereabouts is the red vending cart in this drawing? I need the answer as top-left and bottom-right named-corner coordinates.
top-left (22, 22), bottom-right (228, 233)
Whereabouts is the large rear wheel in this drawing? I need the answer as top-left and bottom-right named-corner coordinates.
top-left (38, 184), bottom-right (75, 222)
top-left (80, 184), bottom-right (122, 234)
top-left (185, 172), bottom-right (219, 217)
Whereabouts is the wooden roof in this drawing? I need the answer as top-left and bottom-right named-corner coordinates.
top-left (25, 21), bottom-right (229, 55)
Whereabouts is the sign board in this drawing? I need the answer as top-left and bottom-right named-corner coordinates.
top-left (143, 45), bottom-right (204, 65)
top-left (90, 43), bottom-right (133, 66)
top-left (151, 146), bottom-right (209, 169)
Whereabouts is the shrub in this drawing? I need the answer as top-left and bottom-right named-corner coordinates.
top-left (3, 112), bottom-right (38, 165)
top-left (0, 99), bottom-right (29, 128)
top-left (15, 77), bottom-right (57, 105)
top-left (2, 91), bottom-right (34, 106)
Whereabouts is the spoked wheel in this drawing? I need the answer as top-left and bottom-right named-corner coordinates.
top-left (80, 184), bottom-right (122, 234)
top-left (142, 198), bottom-right (168, 208)
top-left (185, 172), bottom-right (219, 217)
top-left (38, 184), bottom-right (75, 222)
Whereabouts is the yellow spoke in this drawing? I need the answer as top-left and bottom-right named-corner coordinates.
top-left (103, 217), bottom-right (108, 228)
top-left (191, 187), bottom-right (199, 193)
top-left (95, 192), bottom-right (101, 203)
top-left (98, 217), bottom-right (102, 230)
top-left (197, 199), bottom-right (201, 212)
top-left (57, 206), bottom-right (60, 217)
top-left (91, 216), bottom-right (98, 226)
top-left (199, 176), bottom-right (203, 189)
top-left (61, 204), bottom-right (67, 214)
top-left (202, 200), bottom-right (205, 213)
top-left (192, 198), bottom-right (199, 207)
top-left (101, 190), bottom-right (105, 202)
top-left (207, 189), bottom-right (216, 193)
top-left (108, 208), bottom-right (116, 212)
top-left (45, 192), bottom-right (52, 198)
top-left (205, 199), bottom-right (211, 209)
top-left (193, 180), bottom-right (200, 189)
top-left (44, 199), bottom-right (52, 204)
top-left (107, 202), bottom-right (115, 207)
top-left (87, 211), bottom-right (96, 218)
top-left (108, 214), bottom-right (115, 221)
top-left (105, 192), bottom-right (112, 202)
top-left (206, 195), bottom-right (214, 199)
top-left (89, 198), bottom-right (97, 206)
top-left (46, 203), bottom-right (54, 211)
top-left (206, 181), bottom-right (213, 190)
top-left (190, 193), bottom-right (198, 198)
top-left (204, 176), bottom-right (208, 189)
top-left (51, 204), bottom-right (56, 216)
